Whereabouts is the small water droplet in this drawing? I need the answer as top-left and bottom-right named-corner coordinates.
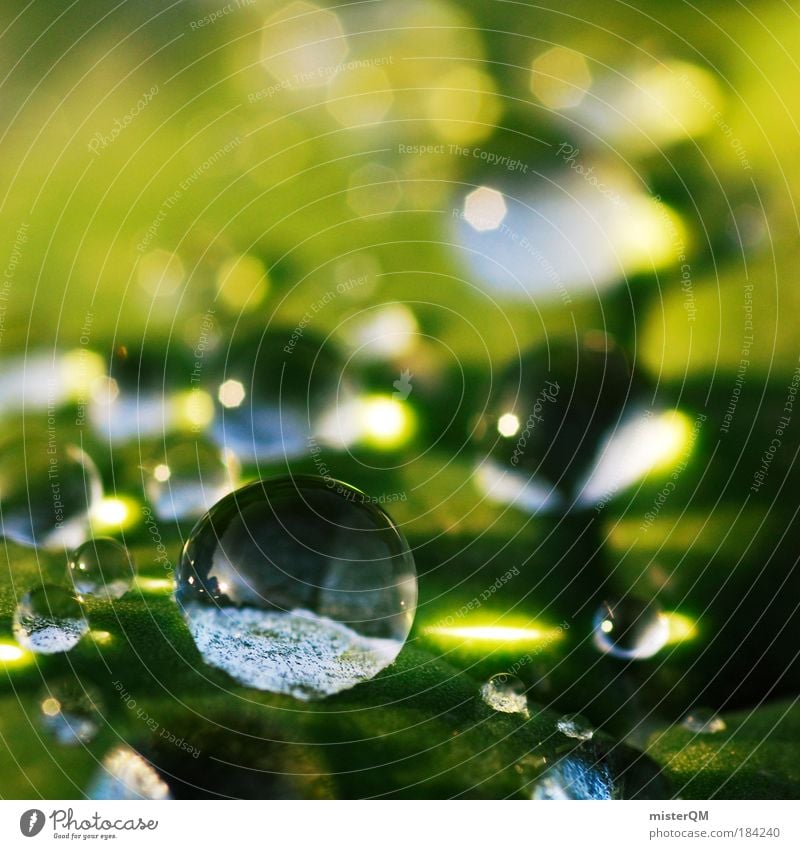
top-left (87, 747), bottom-right (171, 800)
top-left (557, 713), bottom-right (594, 741)
top-left (682, 708), bottom-right (727, 734)
top-left (40, 680), bottom-right (102, 745)
top-left (593, 597), bottom-right (669, 660)
top-left (68, 538), bottom-right (135, 599)
top-left (13, 585), bottom-right (88, 654)
top-left (176, 475), bottom-right (417, 699)
top-left (480, 673), bottom-right (529, 717)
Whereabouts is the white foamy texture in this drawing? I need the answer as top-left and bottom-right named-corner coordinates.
top-left (480, 678), bottom-right (529, 718)
top-left (88, 747), bottom-right (172, 800)
top-left (184, 605), bottom-right (402, 700)
top-left (13, 616), bottom-right (88, 654)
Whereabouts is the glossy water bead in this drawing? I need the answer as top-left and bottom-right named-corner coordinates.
top-left (68, 538), bottom-right (136, 600)
top-left (474, 334), bottom-right (638, 513)
top-left (682, 708), bottom-right (727, 734)
top-left (530, 754), bottom-right (616, 800)
top-left (480, 673), bottom-right (529, 717)
top-left (0, 431), bottom-right (103, 549)
top-left (556, 713), bottom-right (594, 741)
top-left (13, 585), bottom-right (88, 654)
top-left (40, 679), bottom-right (103, 745)
top-left (176, 475), bottom-right (417, 699)
top-left (593, 597), bottom-right (669, 660)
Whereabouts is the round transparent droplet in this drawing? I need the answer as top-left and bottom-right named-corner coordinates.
top-left (143, 437), bottom-right (239, 521)
top-left (473, 334), bottom-right (636, 514)
top-left (13, 585), bottom-right (88, 654)
top-left (210, 329), bottom-right (357, 463)
top-left (480, 673), bottom-right (529, 717)
top-left (557, 713), bottom-right (594, 741)
top-left (68, 538), bottom-right (136, 600)
top-left (40, 680), bottom-right (102, 745)
top-left (176, 475), bottom-right (417, 700)
top-left (0, 432), bottom-right (103, 549)
top-left (593, 597), bottom-right (669, 660)
top-left (682, 708), bottom-right (727, 735)
top-left (87, 746), bottom-right (172, 800)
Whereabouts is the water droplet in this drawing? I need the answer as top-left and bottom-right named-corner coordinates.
top-left (557, 713), bottom-right (594, 741)
top-left (210, 330), bottom-right (356, 462)
top-left (176, 475), bottom-right (417, 699)
top-left (474, 335), bottom-right (636, 513)
top-left (68, 538), bottom-right (136, 600)
top-left (480, 673), bottom-right (529, 717)
top-left (13, 585), bottom-right (88, 654)
top-left (142, 437), bottom-right (239, 521)
top-left (593, 597), bottom-right (669, 660)
top-left (531, 754), bottom-right (616, 800)
top-left (40, 680), bottom-right (102, 745)
top-left (87, 746), bottom-right (172, 800)
top-left (682, 708), bottom-right (727, 734)
top-left (0, 432), bottom-right (103, 548)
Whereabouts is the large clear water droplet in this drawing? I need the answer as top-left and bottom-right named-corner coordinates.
top-left (176, 475), bottom-right (417, 699)
top-left (40, 679), bottom-right (102, 745)
top-left (87, 747), bottom-right (172, 800)
top-left (13, 585), bottom-right (88, 654)
top-left (210, 329), bottom-right (356, 463)
top-left (142, 437), bottom-right (238, 521)
top-left (557, 713), bottom-right (594, 741)
top-left (68, 538), bottom-right (136, 599)
top-left (0, 432), bottom-right (103, 548)
top-left (682, 708), bottom-right (727, 734)
top-left (593, 597), bottom-right (669, 660)
top-left (531, 754), bottom-right (616, 800)
top-left (474, 334), bottom-right (637, 513)
top-left (480, 673), bottom-right (529, 717)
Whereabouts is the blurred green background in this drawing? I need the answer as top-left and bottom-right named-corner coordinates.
top-left (1, 0), bottom-right (800, 799)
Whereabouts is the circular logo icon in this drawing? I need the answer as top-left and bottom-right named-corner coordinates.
top-left (19, 809), bottom-right (46, 837)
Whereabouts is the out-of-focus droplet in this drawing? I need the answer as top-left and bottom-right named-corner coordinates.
top-left (13, 585), bottom-right (88, 654)
top-left (480, 673), bottom-right (529, 717)
top-left (593, 597), bottom-right (669, 660)
top-left (474, 334), bottom-right (638, 513)
top-left (143, 437), bottom-right (239, 521)
top-left (216, 254), bottom-right (269, 313)
top-left (682, 709), bottom-right (727, 735)
top-left (531, 754), bottom-right (616, 800)
top-left (530, 47), bottom-right (592, 109)
top-left (40, 679), bottom-right (102, 745)
top-left (347, 163), bottom-right (402, 217)
top-left (557, 713), bottom-right (594, 741)
top-left (0, 432), bottom-right (103, 548)
top-left (176, 475), bottom-right (417, 700)
top-left (87, 746), bottom-right (172, 800)
top-left (68, 538), bottom-right (135, 600)
top-left (210, 329), bottom-right (356, 463)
